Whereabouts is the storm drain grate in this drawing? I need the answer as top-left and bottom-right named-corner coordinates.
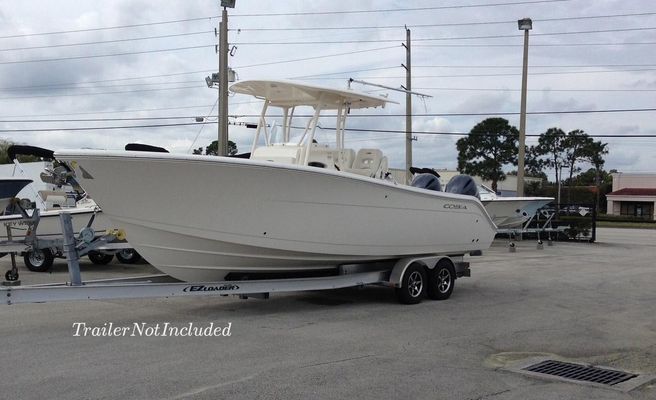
top-left (523, 360), bottom-right (638, 386)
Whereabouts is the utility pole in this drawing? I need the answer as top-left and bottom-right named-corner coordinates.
top-left (402, 27), bottom-right (412, 185)
top-left (217, 6), bottom-right (229, 156)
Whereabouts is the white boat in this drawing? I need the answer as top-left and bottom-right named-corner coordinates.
top-left (56, 80), bottom-right (497, 282)
top-left (477, 184), bottom-right (553, 229)
top-left (0, 178), bottom-right (33, 212)
top-left (0, 146), bottom-right (140, 270)
top-left (1, 146), bottom-right (110, 241)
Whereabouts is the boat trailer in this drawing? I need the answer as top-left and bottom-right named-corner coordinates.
top-left (0, 200), bottom-right (133, 273)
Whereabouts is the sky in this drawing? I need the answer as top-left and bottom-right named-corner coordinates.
top-left (0, 0), bottom-right (655, 177)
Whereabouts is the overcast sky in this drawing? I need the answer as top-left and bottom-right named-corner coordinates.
top-left (0, 0), bottom-right (654, 175)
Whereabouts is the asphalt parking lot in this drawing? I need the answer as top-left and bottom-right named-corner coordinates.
top-left (1, 227), bottom-right (655, 399)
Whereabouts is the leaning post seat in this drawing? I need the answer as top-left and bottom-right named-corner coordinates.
top-left (337, 148), bottom-right (355, 170)
top-left (344, 148), bottom-right (383, 177)
top-left (307, 144), bottom-right (338, 169)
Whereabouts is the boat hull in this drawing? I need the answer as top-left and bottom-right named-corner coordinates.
top-left (481, 197), bottom-right (553, 228)
top-left (57, 151), bottom-right (497, 282)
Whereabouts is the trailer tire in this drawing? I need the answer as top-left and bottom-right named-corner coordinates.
top-left (116, 249), bottom-right (141, 264)
top-left (88, 251), bottom-right (114, 265)
top-left (427, 261), bottom-right (455, 300)
top-left (395, 263), bottom-right (426, 304)
top-left (24, 248), bottom-right (54, 272)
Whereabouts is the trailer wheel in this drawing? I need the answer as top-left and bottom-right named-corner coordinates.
top-left (116, 249), bottom-right (141, 264)
top-left (395, 263), bottom-right (426, 304)
top-left (88, 251), bottom-right (114, 265)
top-left (24, 248), bottom-right (54, 272)
top-left (427, 261), bottom-right (455, 300)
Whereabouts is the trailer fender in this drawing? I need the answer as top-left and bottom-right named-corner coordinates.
top-left (388, 256), bottom-right (453, 288)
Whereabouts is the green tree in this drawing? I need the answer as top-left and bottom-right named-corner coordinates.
top-left (585, 140), bottom-right (609, 211)
top-left (566, 168), bottom-right (611, 186)
top-left (525, 145), bottom-right (545, 177)
top-left (563, 130), bottom-right (594, 203)
top-left (533, 127), bottom-right (568, 203)
top-left (456, 117), bottom-right (518, 192)
top-left (192, 140), bottom-right (238, 156)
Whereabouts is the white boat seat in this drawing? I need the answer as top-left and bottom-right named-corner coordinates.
top-left (38, 190), bottom-right (77, 209)
top-left (251, 145), bottom-right (306, 165)
top-left (336, 149), bottom-right (355, 170)
top-left (308, 144), bottom-right (338, 169)
top-left (344, 148), bottom-right (383, 177)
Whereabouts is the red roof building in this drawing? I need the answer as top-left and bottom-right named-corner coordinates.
top-left (606, 174), bottom-right (656, 220)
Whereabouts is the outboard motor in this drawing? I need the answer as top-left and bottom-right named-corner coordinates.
top-left (410, 173), bottom-right (442, 192)
top-left (445, 175), bottom-right (479, 198)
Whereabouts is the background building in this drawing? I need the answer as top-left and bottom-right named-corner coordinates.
top-left (606, 173), bottom-right (656, 220)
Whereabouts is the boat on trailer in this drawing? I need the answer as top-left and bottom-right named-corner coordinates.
top-left (55, 80), bottom-right (497, 284)
top-left (477, 184), bottom-right (553, 229)
top-left (0, 178), bottom-right (33, 212)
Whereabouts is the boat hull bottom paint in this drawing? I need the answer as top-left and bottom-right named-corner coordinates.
top-left (56, 151), bottom-right (497, 282)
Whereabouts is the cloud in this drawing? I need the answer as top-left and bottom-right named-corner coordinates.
top-left (0, 0), bottom-right (654, 175)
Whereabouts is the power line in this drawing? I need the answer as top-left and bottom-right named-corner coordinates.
top-left (230, 0), bottom-right (572, 17)
top-left (0, 116), bottom-right (204, 123)
top-left (0, 85), bottom-right (205, 100)
top-left (4, 105), bottom-right (656, 121)
top-left (414, 42), bottom-right (656, 47)
top-left (300, 68), bottom-right (656, 80)
top-left (233, 26), bottom-right (656, 45)
top-left (233, 11), bottom-right (656, 31)
top-left (414, 87), bottom-right (656, 93)
top-left (0, 44), bottom-right (215, 65)
top-left (233, 45), bottom-right (400, 69)
top-left (0, 105), bottom-right (217, 118)
top-left (5, 121), bottom-right (655, 139)
top-left (0, 44), bottom-right (397, 67)
top-left (228, 108), bottom-right (656, 117)
top-left (2, 63), bottom-right (651, 93)
top-left (290, 66), bottom-right (400, 79)
top-left (317, 126), bottom-right (656, 138)
top-left (0, 31), bottom-right (214, 52)
top-left (414, 64), bottom-right (656, 69)
top-left (2, 80), bottom-right (203, 92)
top-left (0, 70), bottom-right (214, 91)
top-left (0, 16), bottom-right (217, 40)
top-left (0, 122), bottom-right (208, 132)
top-left (0, 0), bottom-right (572, 41)
top-left (188, 99), bottom-right (219, 153)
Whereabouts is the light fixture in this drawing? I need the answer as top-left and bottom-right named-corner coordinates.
top-left (518, 18), bottom-right (532, 31)
top-left (220, 0), bottom-right (236, 8)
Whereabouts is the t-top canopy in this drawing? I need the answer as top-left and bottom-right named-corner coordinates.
top-left (230, 80), bottom-right (395, 109)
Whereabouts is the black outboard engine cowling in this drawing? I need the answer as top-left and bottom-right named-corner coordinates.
top-left (445, 175), bottom-right (479, 198)
top-left (410, 173), bottom-right (442, 192)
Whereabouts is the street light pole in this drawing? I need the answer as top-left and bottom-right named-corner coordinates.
top-left (517, 18), bottom-right (532, 196)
